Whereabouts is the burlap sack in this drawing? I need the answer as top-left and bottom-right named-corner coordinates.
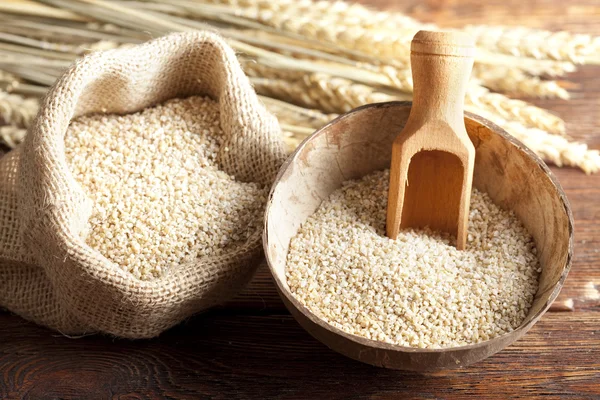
top-left (0, 32), bottom-right (286, 338)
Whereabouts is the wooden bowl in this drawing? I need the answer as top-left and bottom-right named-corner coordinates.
top-left (263, 102), bottom-right (573, 371)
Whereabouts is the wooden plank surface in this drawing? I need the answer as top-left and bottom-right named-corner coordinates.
top-left (1, 0), bottom-right (600, 398)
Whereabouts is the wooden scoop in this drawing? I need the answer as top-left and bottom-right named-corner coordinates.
top-left (386, 30), bottom-right (476, 250)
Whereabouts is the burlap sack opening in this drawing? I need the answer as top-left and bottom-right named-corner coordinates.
top-left (0, 32), bottom-right (286, 338)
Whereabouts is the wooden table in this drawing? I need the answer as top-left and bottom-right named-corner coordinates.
top-left (1, 1), bottom-right (599, 398)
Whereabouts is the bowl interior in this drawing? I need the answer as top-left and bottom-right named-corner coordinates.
top-left (264, 102), bottom-right (572, 369)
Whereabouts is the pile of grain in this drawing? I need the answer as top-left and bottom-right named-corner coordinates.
top-left (286, 170), bottom-right (540, 348)
top-left (65, 96), bottom-right (267, 280)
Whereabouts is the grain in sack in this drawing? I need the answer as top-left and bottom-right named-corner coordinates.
top-left (0, 32), bottom-right (286, 338)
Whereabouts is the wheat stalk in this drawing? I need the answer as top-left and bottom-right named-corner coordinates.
top-left (254, 72), bottom-right (591, 170)
top-left (473, 64), bottom-right (570, 99)
top-left (0, 63), bottom-right (61, 86)
top-left (0, 81), bottom-right (47, 96)
top-left (238, 26), bottom-right (567, 134)
top-left (259, 95), bottom-right (337, 128)
top-left (33, 0), bottom-right (567, 135)
top-left (242, 60), bottom-right (306, 81)
top-left (199, 0), bottom-right (586, 76)
top-left (84, 21), bottom-right (150, 39)
top-left (0, 0), bottom-right (597, 173)
top-left (1, 18), bottom-right (145, 43)
top-left (0, 41), bottom-right (79, 60)
top-left (185, 0), bottom-right (428, 63)
top-left (465, 25), bottom-right (600, 63)
top-left (257, 71), bottom-right (596, 171)
top-left (220, 0), bottom-right (586, 76)
top-left (44, 0), bottom-right (397, 87)
top-left (0, 31), bottom-right (86, 54)
top-left (0, 0), bottom-right (88, 21)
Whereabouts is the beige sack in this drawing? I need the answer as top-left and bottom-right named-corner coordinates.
top-left (0, 32), bottom-right (286, 338)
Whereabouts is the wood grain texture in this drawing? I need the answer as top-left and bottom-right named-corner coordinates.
top-left (0, 312), bottom-right (599, 399)
top-left (1, 0), bottom-right (600, 398)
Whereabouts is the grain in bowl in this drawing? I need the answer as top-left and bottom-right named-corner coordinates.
top-left (286, 169), bottom-right (540, 349)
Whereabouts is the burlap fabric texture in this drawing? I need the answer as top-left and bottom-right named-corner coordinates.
top-left (0, 32), bottom-right (286, 338)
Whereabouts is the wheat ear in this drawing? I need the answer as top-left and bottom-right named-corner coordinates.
top-left (242, 60), bottom-right (306, 81)
top-left (466, 85), bottom-right (565, 134)
top-left (0, 125), bottom-right (27, 148)
top-left (198, 0), bottom-right (428, 30)
top-left (472, 108), bottom-right (600, 174)
top-left (473, 65), bottom-right (570, 99)
top-left (250, 73), bottom-right (410, 113)
top-left (475, 49), bottom-right (577, 77)
top-left (0, 91), bottom-right (39, 128)
top-left (465, 25), bottom-right (599, 63)
top-left (247, 11), bottom-right (418, 62)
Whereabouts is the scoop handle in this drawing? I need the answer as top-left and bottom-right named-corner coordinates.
top-left (409, 31), bottom-right (475, 133)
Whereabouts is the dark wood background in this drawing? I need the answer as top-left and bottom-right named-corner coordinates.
top-left (1, 0), bottom-right (599, 398)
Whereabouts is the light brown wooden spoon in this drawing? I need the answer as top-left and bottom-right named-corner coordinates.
top-left (386, 30), bottom-right (476, 249)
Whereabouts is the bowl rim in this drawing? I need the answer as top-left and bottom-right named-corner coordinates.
top-left (263, 101), bottom-right (574, 353)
